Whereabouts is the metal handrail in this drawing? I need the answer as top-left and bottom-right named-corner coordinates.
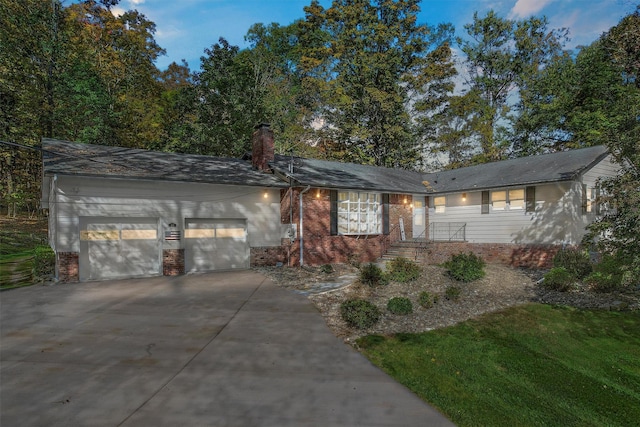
top-left (429, 222), bottom-right (466, 242)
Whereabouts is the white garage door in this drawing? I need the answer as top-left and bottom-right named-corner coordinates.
top-left (185, 218), bottom-right (249, 272)
top-left (79, 217), bottom-right (161, 281)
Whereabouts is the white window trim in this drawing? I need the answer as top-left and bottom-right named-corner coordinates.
top-left (491, 188), bottom-right (525, 212)
top-left (433, 196), bottom-right (446, 214)
top-left (337, 191), bottom-right (382, 235)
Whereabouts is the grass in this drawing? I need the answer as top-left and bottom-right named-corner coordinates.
top-left (357, 304), bottom-right (640, 427)
top-left (0, 216), bottom-right (48, 289)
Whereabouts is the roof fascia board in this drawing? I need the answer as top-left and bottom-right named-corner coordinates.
top-left (424, 177), bottom-right (578, 195)
top-left (46, 172), bottom-right (290, 189)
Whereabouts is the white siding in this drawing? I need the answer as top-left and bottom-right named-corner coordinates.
top-left (582, 154), bottom-right (618, 187)
top-left (427, 156), bottom-right (621, 245)
top-left (51, 176), bottom-right (283, 252)
top-left (430, 183), bottom-right (588, 245)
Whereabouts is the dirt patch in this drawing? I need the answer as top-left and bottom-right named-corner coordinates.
top-left (257, 263), bottom-right (640, 344)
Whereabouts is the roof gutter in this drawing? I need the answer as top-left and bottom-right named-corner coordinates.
top-left (299, 185), bottom-right (311, 266)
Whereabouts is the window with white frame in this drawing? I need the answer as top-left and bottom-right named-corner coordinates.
top-left (337, 191), bottom-right (381, 234)
top-left (509, 189), bottom-right (525, 210)
top-left (433, 196), bottom-right (446, 213)
top-left (491, 191), bottom-right (507, 210)
top-left (491, 189), bottom-right (526, 211)
top-left (582, 184), bottom-right (599, 214)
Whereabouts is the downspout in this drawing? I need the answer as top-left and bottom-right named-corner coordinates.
top-left (299, 185), bottom-right (311, 266)
top-left (52, 174), bottom-right (59, 282)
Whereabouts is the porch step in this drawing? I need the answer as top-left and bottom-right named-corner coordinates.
top-left (379, 240), bottom-right (428, 262)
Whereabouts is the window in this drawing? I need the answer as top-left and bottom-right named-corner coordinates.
top-left (434, 196), bottom-right (446, 213)
top-left (336, 191), bottom-right (381, 234)
top-left (491, 191), bottom-right (507, 210)
top-left (583, 184), bottom-right (599, 214)
top-left (509, 189), bottom-right (525, 210)
top-left (490, 188), bottom-right (528, 211)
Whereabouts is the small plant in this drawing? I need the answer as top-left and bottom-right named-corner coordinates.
top-left (33, 245), bottom-right (55, 280)
top-left (320, 264), bottom-right (334, 274)
top-left (553, 248), bottom-right (592, 280)
top-left (542, 267), bottom-right (575, 291)
top-left (584, 254), bottom-right (627, 292)
top-left (386, 257), bottom-right (422, 282)
top-left (387, 297), bottom-right (413, 315)
top-left (418, 291), bottom-right (435, 308)
top-left (359, 263), bottom-right (389, 286)
top-left (444, 252), bottom-right (486, 282)
top-left (445, 286), bottom-right (461, 301)
top-left (340, 299), bottom-right (381, 329)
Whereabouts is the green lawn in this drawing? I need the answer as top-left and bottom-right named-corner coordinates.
top-left (357, 304), bottom-right (640, 427)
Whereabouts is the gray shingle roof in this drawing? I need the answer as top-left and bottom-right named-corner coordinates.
top-left (422, 145), bottom-right (609, 194)
top-left (270, 155), bottom-right (428, 194)
top-left (42, 139), bottom-right (289, 188)
top-left (42, 139), bottom-right (609, 195)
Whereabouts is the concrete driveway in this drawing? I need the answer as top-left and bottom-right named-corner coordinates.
top-left (1, 271), bottom-right (453, 426)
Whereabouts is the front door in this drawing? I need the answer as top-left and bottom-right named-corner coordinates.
top-left (412, 195), bottom-right (426, 239)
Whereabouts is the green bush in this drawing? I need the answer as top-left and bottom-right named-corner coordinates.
top-left (553, 248), bottom-right (592, 279)
top-left (387, 297), bottom-right (413, 315)
top-left (386, 257), bottom-right (422, 282)
top-left (418, 291), bottom-right (435, 308)
top-left (320, 264), bottom-right (334, 274)
top-left (585, 254), bottom-right (629, 292)
top-left (33, 245), bottom-right (55, 279)
top-left (340, 299), bottom-right (381, 329)
top-left (542, 267), bottom-right (575, 291)
top-left (444, 252), bottom-right (486, 282)
top-left (359, 263), bottom-right (389, 286)
top-left (445, 286), bottom-right (461, 301)
top-left (584, 272), bottom-right (619, 293)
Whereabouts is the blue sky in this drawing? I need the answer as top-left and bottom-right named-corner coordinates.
top-left (112, 0), bottom-right (637, 70)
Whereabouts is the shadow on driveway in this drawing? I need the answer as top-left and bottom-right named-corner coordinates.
top-left (0, 271), bottom-right (453, 426)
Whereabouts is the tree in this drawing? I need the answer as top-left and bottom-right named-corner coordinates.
top-left (0, 0), bottom-right (168, 214)
top-left (457, 11), bottom-right (568, 161)
top-left (299, 0), bottom-right (454, 169)
top-left (584, 7), bottom-right (640, 279)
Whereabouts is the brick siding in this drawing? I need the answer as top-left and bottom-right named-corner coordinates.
top-left (419, 242), bottom-right (562, 269)
top-left (57, 252), bottom-right (79, 282)
top-left (163, 249), bottom-right (185, 276)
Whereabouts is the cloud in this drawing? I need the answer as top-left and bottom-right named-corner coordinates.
top-left (508, 0), bottom-right (555, 19)
top-left (111, 6), bottom-right (125, 17)
top-left (130, 0), bottom-right (146, 5)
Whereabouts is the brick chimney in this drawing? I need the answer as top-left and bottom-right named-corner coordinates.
top-left (252, 123), bottom-right (274, 172)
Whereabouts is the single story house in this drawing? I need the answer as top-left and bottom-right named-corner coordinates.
top-left (41, 124), bottom-right (617, 282)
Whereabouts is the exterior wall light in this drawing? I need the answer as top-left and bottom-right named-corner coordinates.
top-left (316, 189), bottom-right (321, 198)
top-left (263, 190), bottom-right (269, 199)
top-left (462, 193), bottom-right (467, 202)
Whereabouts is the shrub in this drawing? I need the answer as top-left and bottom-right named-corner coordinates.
top-left (584, 272), bottom-right (620, 293)
top-left (418, 291), bottom-right (435, 308)
top-left (444, 252), bottom-right (485, 282)
top-left (320, 264), bottom-right (334, 274)
top-left (553, 248), bottom-right (592, 279)
top-left (445, 286), bottom-right (461, 301)
top-left (585, 254), bottom-right (628, 292)
top-left (387, 297), bottom-right (413, 315)
top-left (386, 257), bottom-right (422, 282)
top-left (359, 263), bottom-right (389, 286)
top-left (542, 267), bottom-right (575, 292)
top-left (340, 299), bottom-right (381, 329)
top-left (33, 245), bottom-right (55, 279)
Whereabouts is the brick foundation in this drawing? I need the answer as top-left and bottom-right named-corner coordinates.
top-left (251, 245), bottom-right (289, 266)
top-left (57, 252), bottom-right (79, 282)
top-left (420, 242), bottom-right (562, 269)
top-left (163, 249), bottom-right (185, 276)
